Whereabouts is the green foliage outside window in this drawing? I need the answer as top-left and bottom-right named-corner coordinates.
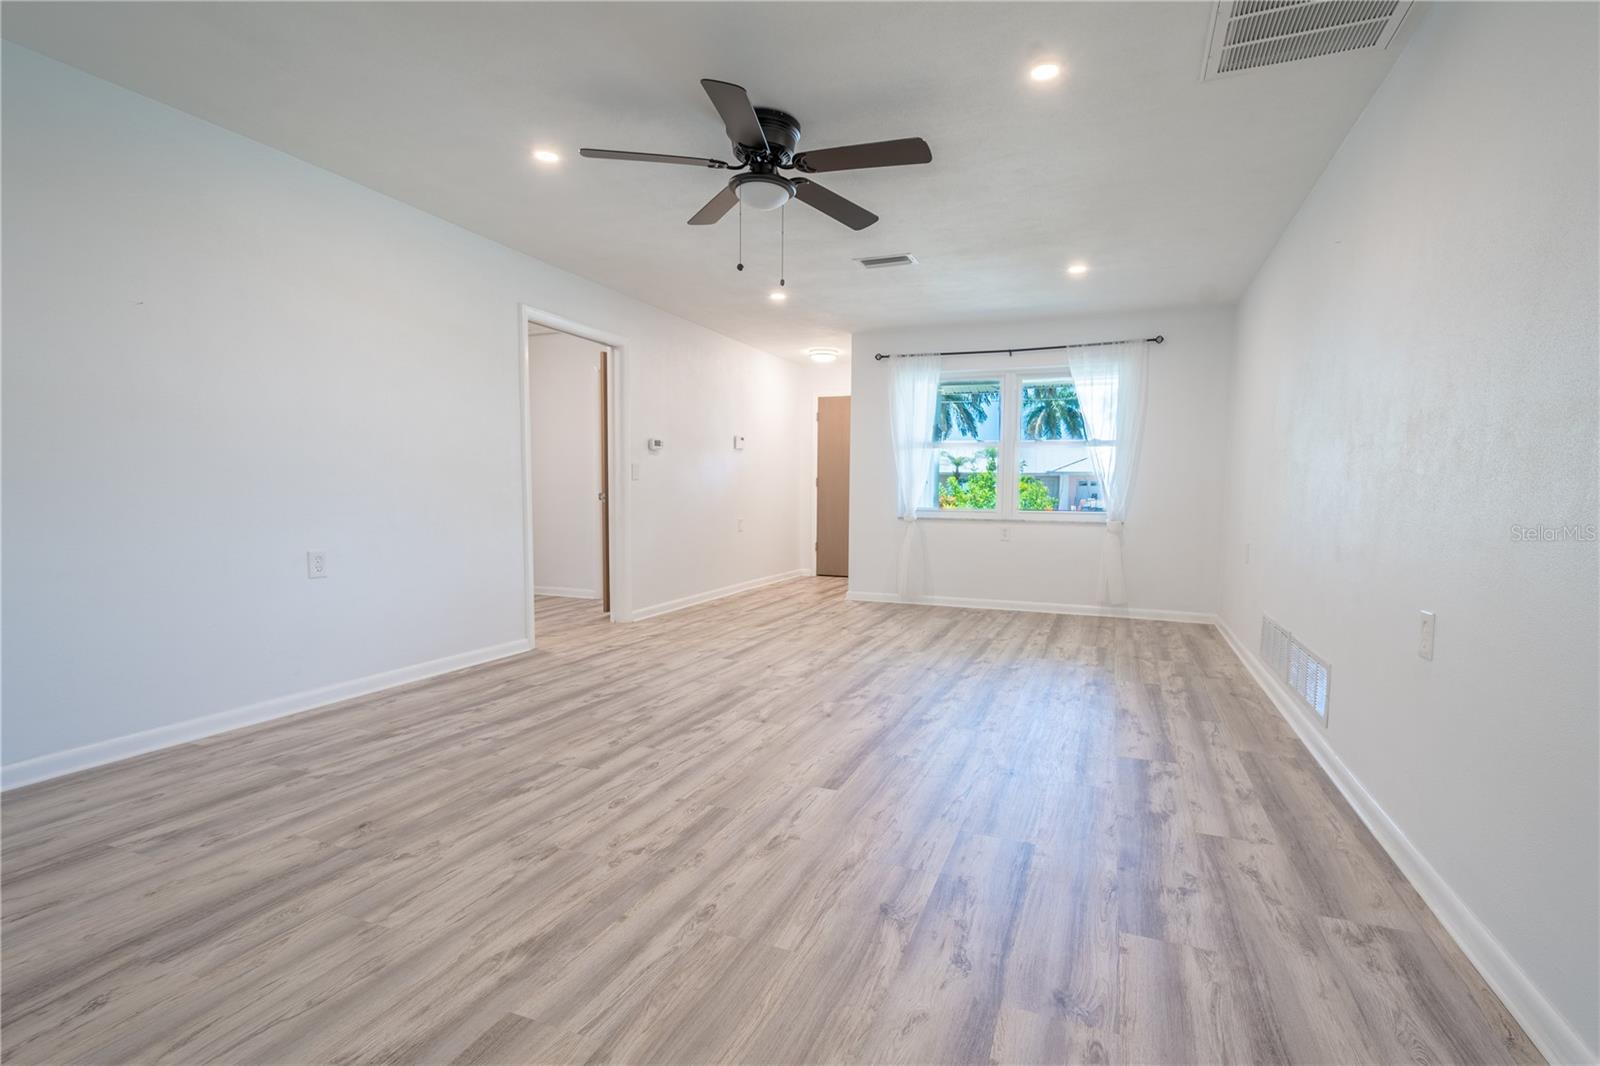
top-left (939, 447), bottom-right (1057, 511)
top-left (1017, 473), bottom-right (1056, 510)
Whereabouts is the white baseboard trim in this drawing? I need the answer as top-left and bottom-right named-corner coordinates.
top-left (533, 585), bottom-right (600, 600)
top-left (844, 590), bottom-right (1217, 625)
top-left (1212, 619), bottom-right (1595, 1066)
top-left (631, 569), bottom-right (811, 622)
top-left (0, 638), bottom-right (533, 792)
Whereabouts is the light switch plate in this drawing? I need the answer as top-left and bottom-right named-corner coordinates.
top-left (1418, 610), bottom-right (1435, 660)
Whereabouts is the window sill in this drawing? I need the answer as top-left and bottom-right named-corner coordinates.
top-left (913, 509), bottom-right (1107, 524)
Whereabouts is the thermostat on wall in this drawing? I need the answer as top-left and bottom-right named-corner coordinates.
top-left (647, 438), bottom-right (663, 452)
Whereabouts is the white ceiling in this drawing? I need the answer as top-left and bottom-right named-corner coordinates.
top-left (2, 2), bottom-right (1410, 361)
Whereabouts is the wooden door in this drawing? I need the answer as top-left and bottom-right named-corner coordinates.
top-left (815, 396), bottom-right (850, 577)
top-left (599, 350), bottom-right (610, 613)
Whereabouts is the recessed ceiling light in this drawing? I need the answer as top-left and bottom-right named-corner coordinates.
top-left (807, 347), bottom-right (840, 363)
top-left (1030, 62), bottom-right (1061, 82)
top-left (532, 148), bottom-right (561, 164)
top-left (1066, 262), bottom-right (1090, 276)
top-left (769, 290), bottom-right (788, 302)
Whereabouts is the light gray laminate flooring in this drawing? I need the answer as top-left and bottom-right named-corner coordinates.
top-left (0, 579), bottom-right (1539, 1064)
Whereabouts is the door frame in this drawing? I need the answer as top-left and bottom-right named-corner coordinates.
top-left (518, 303), bottom-right (631, 645)
top-left (598, 351), bottom-right (610, 614)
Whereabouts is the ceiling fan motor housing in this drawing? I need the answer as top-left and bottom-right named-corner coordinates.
top-left (744, 108), bottom-right (802, 167)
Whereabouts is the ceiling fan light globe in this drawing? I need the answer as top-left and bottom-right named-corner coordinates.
top-left (734, 175), bottom-right (794, 212)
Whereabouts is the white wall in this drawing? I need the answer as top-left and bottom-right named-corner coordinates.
top-left (528, 330), bottom-right (603, 600)
top-left (1216, 4), bottom-right (1599, 1060)
top-left (848, 305), bottom-right (1233, 615)
top-left (1, 44), bottom-right (814, 780)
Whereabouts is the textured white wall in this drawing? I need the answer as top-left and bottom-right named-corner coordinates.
top-left (1, 44), bottom-right (811, 775)
top-left (848, 306), bottom-right (1234, 614)
top-left (1216, 4), bottom-right (1599, 1058)
top-left (528, 331), bottom-right (604, 599)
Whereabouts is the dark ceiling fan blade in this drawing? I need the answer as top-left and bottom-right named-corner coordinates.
top-left (700, 79), bottom-right (768, 151)
top-left (791, 137), bottom-right (932, 174)
top-left (793, 178), bottom-right (878, 230)
top-left (687, 184), bottom-right (739, 226)
top-left (580, 148), bottom-right (730, 168)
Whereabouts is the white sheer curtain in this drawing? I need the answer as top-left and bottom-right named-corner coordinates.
top-left (1066, 340), bottom-right (1149, 605)
top-left (889, 355), bottom-right (942, 598)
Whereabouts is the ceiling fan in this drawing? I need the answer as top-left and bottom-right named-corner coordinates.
top-left (580, 79), bottom-right (932, 231)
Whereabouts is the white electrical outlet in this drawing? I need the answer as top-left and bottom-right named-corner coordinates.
top-left (307, 551), bottom-right (329, 579)
top-left (1000, 526), bottom-right (1011, 542)
top-left (733, 434), bottom-right (746, 451)
top-left (1418, 610), bottom-right (1436, 660)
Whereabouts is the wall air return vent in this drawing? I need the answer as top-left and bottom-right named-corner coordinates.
top-left (1203, 1), bottom-right (1413, 79)
top-left (855, 254), bottom-right (918, 269)
top-left (1259, 614), bottom-right (1331, 723)
top-left (1260, 615), bottom-right (1292, 679)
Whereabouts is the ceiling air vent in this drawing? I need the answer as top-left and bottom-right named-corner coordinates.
top-left (1203, 1), bottom-right (1413, 79)
top-left (856, 253), bottom-right (917, 269)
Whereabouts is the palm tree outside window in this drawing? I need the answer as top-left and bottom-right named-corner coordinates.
top-left (1022, 382), bottom-right (1086, 441)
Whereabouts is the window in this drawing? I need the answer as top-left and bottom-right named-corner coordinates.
top-left (930, 378), bottom-right (1000, 511)
top-left (924, 369), bottom-right (1106, 519)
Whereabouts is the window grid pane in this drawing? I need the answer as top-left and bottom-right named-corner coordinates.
top-left (1016, 375), bottom-right (1103, 513)
top-left (930, 379), bottom-right (1001, 510)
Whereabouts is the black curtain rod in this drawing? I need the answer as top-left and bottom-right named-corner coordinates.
top-left (873, 334), bottom-right (1163, 361)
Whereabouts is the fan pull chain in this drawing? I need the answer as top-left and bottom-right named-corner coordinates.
top-left (736, 201), bottom-right (744, 272)
top-left (780, 204), bottom-right (786, 288)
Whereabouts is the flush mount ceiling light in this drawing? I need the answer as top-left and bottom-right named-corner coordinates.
top-left (732, 173), bottom-right (796, 212)
top-left (1067, 262), bottom-right (1090, 276)
top-left (531, 148), bottom-right (561, 164)
top-left (1029, 62), bottom-right (1062, 82)
top-left (807, 347), bottom-right (840, 363)
top-left (769, 290), bottom-right (788, 302)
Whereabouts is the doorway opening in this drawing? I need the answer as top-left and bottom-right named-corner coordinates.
top-left (524, 318), bottom-right (616, 641)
